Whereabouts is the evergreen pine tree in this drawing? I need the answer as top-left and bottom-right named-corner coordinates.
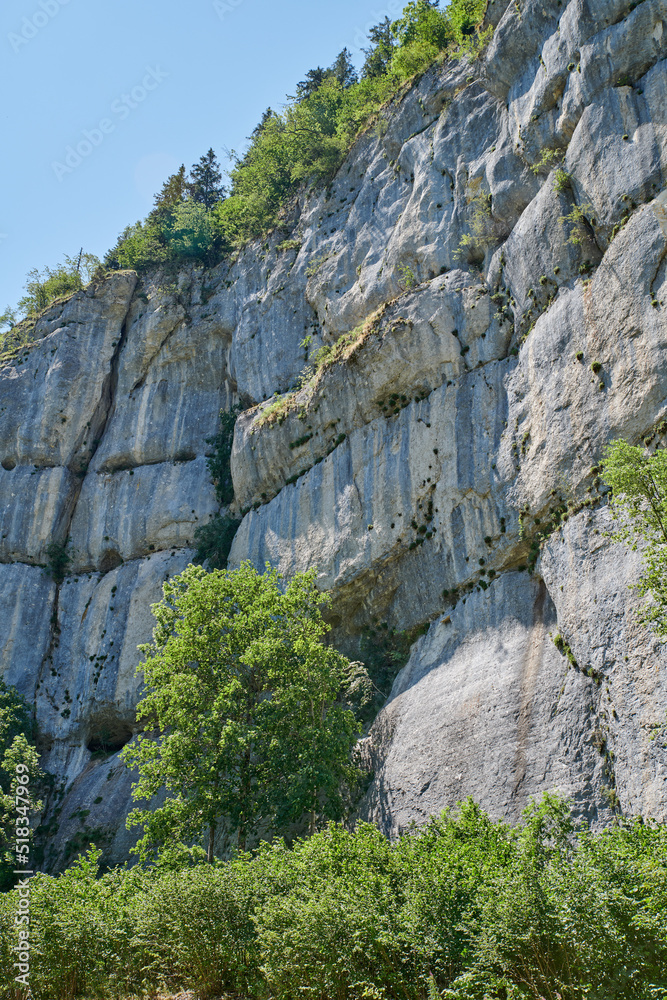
top-left (361, 17), bottom-right (395, 79)
top-left (330, 48), bottom-right (358, 88)
top-left (151, 164), bottom-right (187, 221)
top-left (295, 67), bottom-right (326, 101)
top-left (188, 149), bottom-right (225, 210)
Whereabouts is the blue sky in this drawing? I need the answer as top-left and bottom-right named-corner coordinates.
top-left (0, 0), bottom-right (407, 311)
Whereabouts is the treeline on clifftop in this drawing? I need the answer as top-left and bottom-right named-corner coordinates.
top-left (102, 0), bottom-right (487, 271)
top-left (0, 0), bottom-right (487, 346)
top-left (0, 0), bottom-right (486, 345)
top-left (1, 795), bottom-right (666, 999)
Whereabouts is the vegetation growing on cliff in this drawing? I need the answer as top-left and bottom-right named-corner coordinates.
top-left (602, 438), bottom-right (667, 636)
top-left (0, 252), bottom-right (101, 358)
top-left (101, 0), bottom-right (487, 271)
top-left (1, 795), bottom-right (665, 999)
top-left (0, 0), bottom-right (487, 352)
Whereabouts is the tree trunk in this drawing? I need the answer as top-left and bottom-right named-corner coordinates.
top-left (207, 822), bottom-right (216, 864)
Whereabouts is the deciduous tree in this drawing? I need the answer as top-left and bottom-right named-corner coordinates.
top-left (122, 563), bottom-right (362, 861)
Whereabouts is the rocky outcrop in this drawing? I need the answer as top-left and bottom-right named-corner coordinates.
top-left (1, 0), bottom-right (667, 866)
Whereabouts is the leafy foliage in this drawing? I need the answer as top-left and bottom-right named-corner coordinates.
top-left (392, 0), bottom-right (454, 49)
top-left (602, 438), bottom-right (667, 636)
top-left (0, 681), bottom-right (44, 891)
top-left (104, 0), bottom-right (489, 267)
top-left (45, 540), bottom-right (71, 584)
top-left (121, 563), bottom-right (362, 860)
top-left (16, 253), bottom-right (101, 318)
top-left (205, 405), bottom-right (240, 505)
top-left (0, 252), bottom-right (102, 353)
top-left (193, 513), bottom-right (240, 569)
top-left (361, 17), bottom-right (396, 79)
top-left (2, 796), bottom-right (666, 999)
top-left (296, 47), bottom-right (358, 99)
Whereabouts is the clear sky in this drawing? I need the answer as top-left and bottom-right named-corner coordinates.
top-left (0, 0), bottom-right (406, 312)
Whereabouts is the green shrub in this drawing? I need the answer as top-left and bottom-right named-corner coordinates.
top-left (193, 513), bottom-right (240, 569)
top-left (1, 797), bottom-right (666, 999)
top-left (45, 540), bottom-right (71, 584)
top-left (2, 848), bottom-right (141, 1000)
top-left (15, 254), bottom-right (101, 319)
top-left (205, 405), bottom-right (240, 506)
top-left (104, 220), bottom-right (168, 270)
top-left (390, 37), bottom-right (441, 80)
top-left (165, 200), bottom-right (215, 259)
top-left (128, 860), bottom-right (262, 997)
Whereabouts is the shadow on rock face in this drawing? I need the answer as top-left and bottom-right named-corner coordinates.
top-left (86, 708), bottom-right (134, 757)
top-left (98, 549), bottom-right (124, 574)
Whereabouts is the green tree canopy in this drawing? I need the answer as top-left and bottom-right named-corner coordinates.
top-left (361, 17), bottom-right (396, 80)
top-left (150, 164), bottom-right (187, 223)
top-left (166, 201), bottom-right (215, 260)
top-left (122, 563), bottom-right (362, 862)
top-left (296, 48), bottom-right (358, 101)
top-left (602, 438), bottom-right (667, 636)
top-left (391, 0), bottom-right (453, 49)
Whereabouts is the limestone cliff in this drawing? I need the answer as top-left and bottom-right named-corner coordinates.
top-left (2, 0), bottom-right (667, 868)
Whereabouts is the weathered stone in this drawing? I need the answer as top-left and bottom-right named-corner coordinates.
top-left (232, 272), bottom-right (511, 509)
top-left (37, 549), bottom-right (193, 745)
top-left (0, 563), bottom-right (55, 698)
top-left (0, 272), bottom-right (136, 470)
top-left (498, 203), bottom-right (667, 519)
top-left (230, 360), bottom-right (517, 631)
top-left (0, 466), bottom-right (79, 564)
top-left (539, 507), bottom-right (667, 821)
top-left (68, 459), bottom-right (215, 572)
top-left (92, 273), bottom-right (236, 471)
top-left (361, 571), bottom-right (611, 834)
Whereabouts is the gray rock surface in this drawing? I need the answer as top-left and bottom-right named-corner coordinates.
top-left (1, 0), bottom-right (667, 866)
top-left (362, 571), bottom-right (609, 835)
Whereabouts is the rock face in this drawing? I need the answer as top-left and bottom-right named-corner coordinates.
top-left (1, 0), bottom-right (667, 867)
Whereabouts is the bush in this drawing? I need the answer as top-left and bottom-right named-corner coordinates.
top-left (45, 540), bottom-right (71, 584)
top-left (129, 859), bottom-right (262, 996)
top-left (104, 220), bottom-right (168, 271)
top-left (391, 38), bottom-right (441, 80)
top-left (193, 513), bottom-right (240, 569)
top-left (0, 254), bottom-right (102, 359)
top-left (16, 253), bottom-right (101, 319)
top-left (165, 200), bottom-right (215, 260)
top-left (2, 796), bottom-right (665, 1000)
